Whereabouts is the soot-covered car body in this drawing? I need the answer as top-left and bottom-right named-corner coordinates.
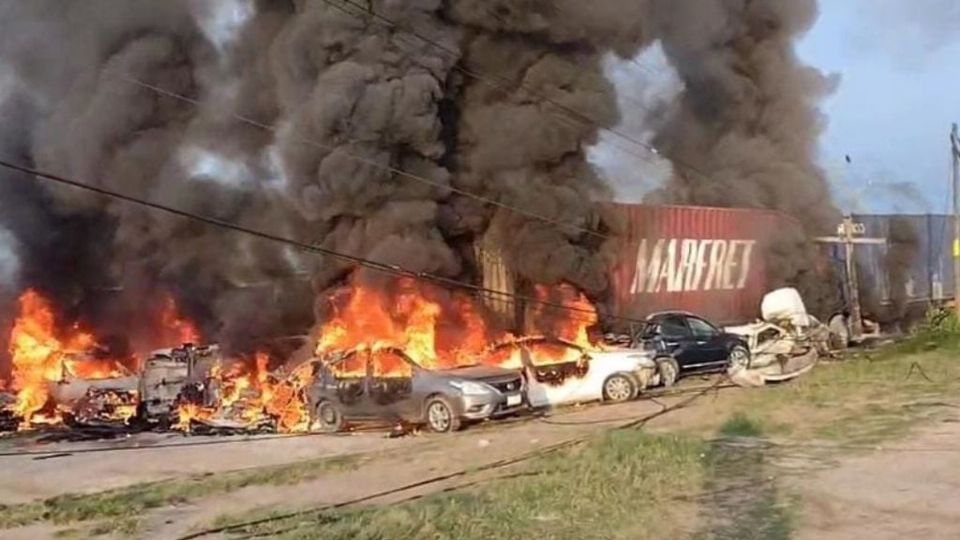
top-left (306, 348), bottom-right (524, 433)
top-left (636, 311), bottom-right (750, 386)
top-left (137, 343), bottom-right (223, 426)
top-left (486, 337), bottom-right (657, 409)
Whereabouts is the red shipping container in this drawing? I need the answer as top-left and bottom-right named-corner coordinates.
top-left (605, 204), bottom-right (792, 326)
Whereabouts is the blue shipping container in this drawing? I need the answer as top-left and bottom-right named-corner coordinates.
top-left (835, 215), bottom-right (955, 307)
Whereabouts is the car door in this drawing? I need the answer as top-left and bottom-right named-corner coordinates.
top-left (368, 350), bottom-right (418, 421)
top-left (684, 316), bottom-right (730, 368)
top-left (328, 351), bottom-right (372, 418)
top-left (654, 315), bottom-right (698, 369)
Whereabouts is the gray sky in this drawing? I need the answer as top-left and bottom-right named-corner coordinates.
top-left (798, 0), bottom-right (960, 214)
top-left (597, 0), bottom-right (960, 215)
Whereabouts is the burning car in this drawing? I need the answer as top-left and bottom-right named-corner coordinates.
top-left (50, 355), bottom-right (139, 427)
top-left (137, 343), bottom-right (222, 428)
top-left (485, 337), bottom-right (657, 408)
top-left (306, 347), bottom-right (525, 433)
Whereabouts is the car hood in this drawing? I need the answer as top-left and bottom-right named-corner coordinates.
top-left (434, 365), bottom-right (519, 381)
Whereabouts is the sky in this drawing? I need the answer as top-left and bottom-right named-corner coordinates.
top-left (797, 0), bottom-right (960, 215)
top-left (595, 0), bottom-right (960, 216)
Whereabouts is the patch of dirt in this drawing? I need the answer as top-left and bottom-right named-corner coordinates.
top-left (137, 396), bottom-right (693, 539)
top-left (792, 417), bottom-right (960, 540)
top-left (0, 431), bottom-right (424, 504)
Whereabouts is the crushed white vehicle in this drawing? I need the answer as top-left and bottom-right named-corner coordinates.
top-left (486, 337), bottom-right (657, 408)
top-left (724, 288), bottom-right (830, 387)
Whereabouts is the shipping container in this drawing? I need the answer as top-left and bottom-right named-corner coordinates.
top-left (605, 204), bottom-right (792, 327)
top-left (477, 204), bottom-right (954, 334)
top-left (837, 214), bottom-right (954, 311)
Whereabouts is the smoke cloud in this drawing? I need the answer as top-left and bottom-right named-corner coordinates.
top-left (0, 0), bottom-right (836, 354)
top-left (642, 0), bottom-right (840, 311)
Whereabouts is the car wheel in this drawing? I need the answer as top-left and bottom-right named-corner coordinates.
top-left (728, 345), bottom-right (751, 373)
top-left (602, 374), bottom-right (637, 402)
top-left (309, 400), bottom-right (344, 433)
top-left (425, 396), bottom-right (462, 433)
top-left (656, 357), bottom-right (679, 388)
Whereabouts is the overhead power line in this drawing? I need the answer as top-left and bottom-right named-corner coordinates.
top-left (114, 2), bottom-right (699, 248)
top-left (119, 75), bottom-right (614, 243)
top-left (327, 0), bottom-right (657, 154)
top-left (0, 158), bottom-right (643, 326)
top-left (325, 0), bottom-right (713, 182)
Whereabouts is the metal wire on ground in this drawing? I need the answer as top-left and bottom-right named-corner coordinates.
top-left (535, 381), bottom-right (738, 426)
top-left (175, 375), bottom-right (730, 540)
top-left (0, 427), bottom-right (383, 459)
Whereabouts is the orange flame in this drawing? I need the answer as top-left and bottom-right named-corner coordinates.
top-left (6, 290), bottom-right (128, 426)
top-left (161, 295), bottom-right (201, 344)
top-left (528, 284), bottom-right (599, 349)
top-left (314, 276), bottom-right (600, 379)
top-left (173, 351), bottom-right (313, 433)
top-left (316, 277), bottom-right (458, 371)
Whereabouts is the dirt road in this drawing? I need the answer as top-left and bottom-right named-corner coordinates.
top-left (0, 431), bottom-right (423, 505)
top-left (793, 417), bottom-right (960, 540)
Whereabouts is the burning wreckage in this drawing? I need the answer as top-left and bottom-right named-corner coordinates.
top-left (725, 288), bottom-right (835, 388)
top-left (0, 290), bottom-right (305, 436)
top-left (1, 279), bottom-right (666, 436)
top-left (0, 284), bottom-right (838, 438)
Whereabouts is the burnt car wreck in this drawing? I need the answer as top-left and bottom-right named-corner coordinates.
top-left (307, 348), bottom-right (525, 433)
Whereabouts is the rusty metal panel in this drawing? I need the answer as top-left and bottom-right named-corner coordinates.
top-left (606, 204), bottom-right (791, 327)
top-left (474, 231), bottom-right (517, 324)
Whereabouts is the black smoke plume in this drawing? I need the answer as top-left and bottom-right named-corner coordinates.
top-left (0, 0), bottom-right (836, 362)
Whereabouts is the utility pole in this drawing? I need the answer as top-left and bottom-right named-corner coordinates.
top-left (842, 216), bottom-right (864, 340)
top-left (816, 219), bottom-right (885, 342)
top-left (952, 124), bottom-right (960, 318)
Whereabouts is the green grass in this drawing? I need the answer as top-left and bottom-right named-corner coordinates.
top-left (14, 321), bottom-right (960, 539)
top-left (0, 453), bottom-right (362, 531)
top-left (212, 430), bottom-right (707, 540)
top-left (727, 341), bottom-right (960, 446)
top-left (719, 413), bottom-right (766, 438)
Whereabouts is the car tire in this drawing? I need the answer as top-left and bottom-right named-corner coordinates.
top-left (656, 357), bottom-right (680, 388)
top-left (310, 400), bottom-right (345, 433)
top-left (728, 345), bottom-right (751, 373)
top-left (602, 373), bottom-right (638, 402)
top-left (424, 396), bottom-right (462, 433)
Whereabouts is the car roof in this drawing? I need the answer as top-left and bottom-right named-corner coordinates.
top-left (645, 311), bottom-right (701, 320)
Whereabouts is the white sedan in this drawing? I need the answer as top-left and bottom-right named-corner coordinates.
top-left (486, 338), bottom-right (657, 409)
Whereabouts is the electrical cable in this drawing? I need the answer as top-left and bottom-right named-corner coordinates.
top-left (0, 158), bottom-right (645, 327)
top-left (326, 0), bottom-right (671, 162)
top-left (175, 374), bottom-right (729, 540)
top-left (118, 75), bottom-right (616, 242)
top-left (327, 0), bottom-right (723, 188)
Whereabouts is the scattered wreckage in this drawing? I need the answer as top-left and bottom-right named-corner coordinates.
top-left (0, 289), bottom-right (853, 438)
top-left (724, 288), bottom-right (833, 387)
